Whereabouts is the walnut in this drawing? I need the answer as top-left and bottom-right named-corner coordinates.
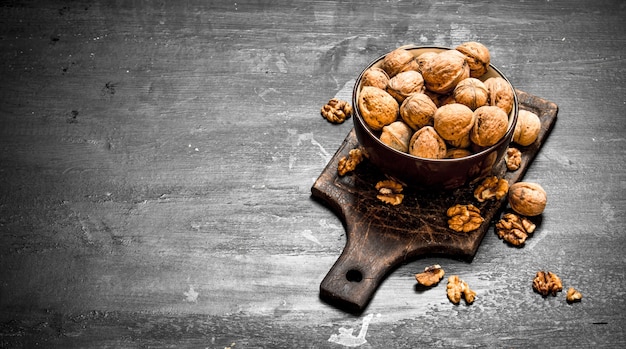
top-left (337, 148), bottom-right (364, 176)
top-left (415, 51), bottom-right (438, 73)
top-left (455, 41), bottom-right (491, 78)
top-left (361, 67), bottom-right (390, 90)
top-left (421, 49), bottom-right (470, 94)
top-left (375, 179), bottom-right (404, 205)
top-left (415, 264), bottom-right (445, 287)
top-left (484, 77), bottom-right (514, 115)
top-left (566, 287), bottom-right (583, 303)
top-left (446, 148), bottom-right (472, 159)
top-left (470, 105), bottom-right (509, 147)
top-left (408, 126), bottom-right (447, 159)
top-left (380, 121), bottom-right (412, 153)
top-left (513, 109), bottom-right (541, 146)
top-left (474, 176), bottom-right (509, 202)
top-left (446, 204), bottom-right (484, 233)
top-left (387, 70), bottom-right (425, 103)
top-left (446, 275), bottom-right (476, 304)
top-left (399, 93), bottom-right (437, 130)
top-left (380, 48), bottom-right (419, 78)
top-left (357, 86), bottom-right (399, 131)
top-left (505, 147), bottom-right (522, 171)
top-left (508, 182), bottom-right (547, 216)
top-left (321, 98), bottom-right (353, 124)
top-left (453, 78), bottom-right (488, 110)
top-left (495, 212), bottom-right (536, 246)
top-left (433, 103), bottom-right (475, 145)
top-left (533, 271), bottom-right (563, 297)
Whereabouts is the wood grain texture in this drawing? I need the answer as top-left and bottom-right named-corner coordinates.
top-left (0, 0), bottom-right (625, 348)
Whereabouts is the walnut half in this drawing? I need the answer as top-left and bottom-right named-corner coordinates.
top-left (532, 271), bottom-right (563, 297)
top-left (446, 204), bottom-right (484, 233)
top-left (337, 148), bottom-right (363, 176)
top-left (321, 98), bottom-right (353, 124)
top-left (375, 179), bottom-right (404, 206)
top-left (446, 275), bottom-right (476, 304)
top-left (495, 212), bottom-right (536, 246)
top-left (415, 264), bottom-right (445, 287)
top-left (473, 176), bottom-right (509, 202)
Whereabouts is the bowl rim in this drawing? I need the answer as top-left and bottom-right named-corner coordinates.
top-left (352, 45), bottom-right (519, 164)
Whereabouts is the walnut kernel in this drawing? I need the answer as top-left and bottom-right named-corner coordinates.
top-left (533, 271), bottom-right (563, 297)
top-left (508, 182), bottom-right (547, 216)
top-left (446, 275), bottom-right (476, 305)
top-left (566, 287), bottom-right (583, 303)
top-left (513, 109), bottom-right (541, 146)
top-left (415, 264), bottom-right (445, 287)
top-left (495, 212), bottom-right (536, 246)
top-left (408, 126), bottom-right (447, 159)
top-left (337, 148), bottom-right (363, 176)
top-left (505, 147), bottom-right (522, 171)
top-left (358, 86), bottom-right (399, 131)
top-left (375, 179), bottom-right (404, 206)
top-left (474, 176), bottom-right (509, 202)
top-left (321, 98), bottom-right (353, 124)
top-left (446, 204), bottom-right (484, 233)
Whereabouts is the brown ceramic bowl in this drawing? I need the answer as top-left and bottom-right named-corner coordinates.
top-left (352, 45), bottom-right (518, 190)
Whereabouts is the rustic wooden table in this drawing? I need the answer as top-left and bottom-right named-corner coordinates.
top-left (1, 1), bottom-right (625, 348)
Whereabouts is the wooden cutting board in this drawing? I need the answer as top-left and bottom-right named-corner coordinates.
top-left (312, 90), bottom-right (558, 312)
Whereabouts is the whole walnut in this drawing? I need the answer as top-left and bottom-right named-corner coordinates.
top-left (387, 70), bottom-right (425, 103)
top-left (357, 86), bottom-right (399, 131)
top-left (508, 182), bottom-right (547, 216)
top-left (513, 109), bottom-right (541, 146)
top-left (484, 77), bottom-right (514, 115)
top-left (361, 67), bottom-right (390, 90)
top-left (456, 41), bottom-right (491, 78)
top-left (408, 126), bottom-right (447, 159)
top-left (453, 78), bottom-right (489, 110)
top-left (433, 103), bottom-right (475, 144)
top-left (416, 51), bottom-right (438, 73)
top-left (470, 105), bottom-right (509, 147)
top-left (380, 121), bottom-right (413, 153)
top-left (421, 50), bottom-right (470, 94)
top-left (380, 48), bottom-right (419, 78)
top-left (400, 93), bottom-right (437, 131)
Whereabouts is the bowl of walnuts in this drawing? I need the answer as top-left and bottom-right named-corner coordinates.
top-left (352, 43), bottom-right (519, 190)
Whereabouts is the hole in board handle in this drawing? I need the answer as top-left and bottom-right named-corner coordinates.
top-left (346, 269), bottom-right (363, 283)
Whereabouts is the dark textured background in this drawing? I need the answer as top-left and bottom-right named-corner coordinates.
top-left (1, 1), bottom-right (625, 347)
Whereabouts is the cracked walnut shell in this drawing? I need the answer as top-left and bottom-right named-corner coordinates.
top-left (408, 126), bottom-right (447, 159)
top-left (446, 204), bottom-right (484, 233)
top-left (470, 105), bottom-right (509, 147)
top-left (446, 275), bottom-right (476, 304)
top-left (415, 265), bottom-right (445, 287)
top-left (375, 179), bottom-right (404, 205)
top-left (357, 86), bottom-right (399, 131)
top-left (321, 98), bottom-right (353, 124)
top-left (508, 182), bottom-right (547, 216)
top-left (474, 176), bottom-right (509, 202)
top-left (400, 92), bottom-right (437, 131)
top-left (495, 212), bottom-right (536, 246)
top-left (533, 271), bottom-right (563, 297)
